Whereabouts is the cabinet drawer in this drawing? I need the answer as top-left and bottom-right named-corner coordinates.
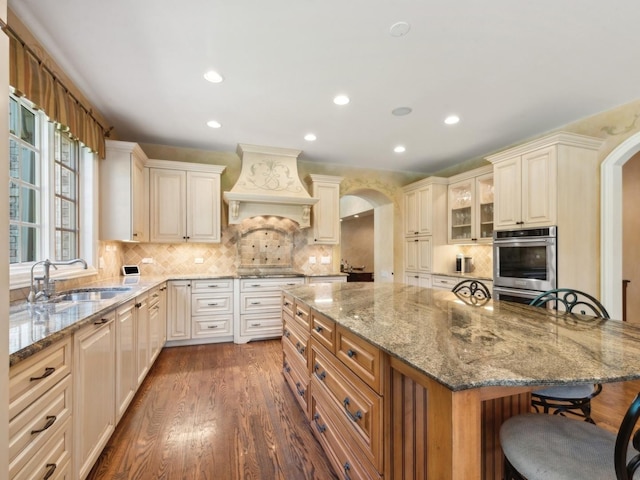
top-left (310, 389), bottom-right (382, 480)
top-left (192, 315), bottom-right (233, 338)
top-left (240, 292), bottom-right (282, 313)
top-left (13, 416), bottom-right (72, 480)
top-left (191, 278), bottom-right (234, 293)
top-left (191, 293), bottom-right (233, 316)
top-left (336, 326), bottom-right (382, 394)
top-left (283, 349), bottom-right (309, 416)
top-left (10, 374), bottom-right (72, 477)
top-left (311, 344), bottom-right (382, 470)
top-left (311, 310), bottom-right (336, 353)
top-left (282, 293), bottom-right (295, 317)
top-left (431, 275), bottom-right (460, 291)
top-left (9, 338), bottom-right (72, 421)
top-left (292, 301), bottom-right (311, 331)
top-left (282, 320), bottom-right (309, 368)
top-left (241, 313), bottom-right (282, 337)
top-left (240, 277), bottom-right (304, 291)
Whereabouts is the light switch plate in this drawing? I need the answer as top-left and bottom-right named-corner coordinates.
top-left (321, 256), bottom-right (331, 264)
top-left (309, 256), bottom-right (317, 264)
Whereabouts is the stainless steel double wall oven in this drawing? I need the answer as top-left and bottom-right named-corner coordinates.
top-left (492, 226), bottom-right (557, 304)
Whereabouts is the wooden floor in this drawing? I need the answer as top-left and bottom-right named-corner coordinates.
top-left (87, 340), bottom-right (337, 480)
top-left (87, 339), bottom-right (640, 480)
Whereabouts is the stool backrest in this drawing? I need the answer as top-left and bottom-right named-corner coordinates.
top-left (451, 279), bottom-right (491, 306)
top-left (529, 288), bottom-right (610, 319)
top-left (615, 392), bottom-right (640, 479)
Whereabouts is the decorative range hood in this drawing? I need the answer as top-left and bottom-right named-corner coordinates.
top-left (223, 144), bottom-right (319, 228)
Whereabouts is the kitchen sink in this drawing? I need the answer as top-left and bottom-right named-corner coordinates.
top-left (55, 287), bottom-right (132, 302)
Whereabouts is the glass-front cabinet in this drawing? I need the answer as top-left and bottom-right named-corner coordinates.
top-left (447, 167), bottom-right (494, 244)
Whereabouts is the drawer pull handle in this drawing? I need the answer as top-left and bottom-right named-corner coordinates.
top-left (283, 301), bottom-right (290, 307)
top-left (346, 349), bottom-right (357, 358)
top-left (286, 283), bottom-right (297, 286)
top-left (251, 322), bottom-right (261, 327)
top-left (152, 293), bottom-right (159, 297)
top-left (342, 398), bottom-right (363, 423)
top-left (94, 318), bottom-right (109, 325)
top-left (296, 311), bottom-right (304, 317)
top-left (31, 415), bottom-right (57, 435)
top-left (250, 301), bottom-right (261, 305)
top-left (313, 363), bottom-right (326, 381)
top-left (313, 413), bottom-right (327, 433)
top-left (43, 463), bottom-right (57, 480)
top-left (207, 285), bottom-right (219, 288)
top-left (295, 382), bottom-right (305, 397)
top-left (251, 284), bottom-right (261, 287)
top-left (283, 362), bottom-right (291, 373)
top-left (207, 325), bottom-right (219, 329)
top-left (295, 342), bottom-right (306, 355)
top-left (343, 461), bottom-right (352, 480)
top-left (314, 325), bottom-right (323, 333)
top-left (283, 329), bottom-right (290, 338)
top-left (30, 367), bottom-right (55, 381)
top-left (207, 303), bottom-right (219, 306)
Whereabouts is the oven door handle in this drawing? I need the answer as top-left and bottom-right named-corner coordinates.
top-left (494, 238), bottom-right (553, 246)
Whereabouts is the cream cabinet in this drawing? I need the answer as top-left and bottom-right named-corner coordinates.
top-left (9, 338), bottom-right (73, 480)
top-left (236, 277), bottom-right (305, 343)
top-left (308, 174), bottom-right (343, 245)
top-left (100, 140), bottom-right (148, 242)
top-left (147, 160), bottom-right (226, 243)
top-left (487, 132), bottom-right (605, 295)
top-left (166, 279), bottom-right (235, 346)
top-left (115, 300), bottom-right (136, 423)
top-left (74, 312), bottom-right (115, 480)
top-left (134, 293), bottom-right (150, 386)
top-left (447, 166), bottom-right (493, 244)
top-left (149, 284), bottom-right (167, 365)
top-left (402, 177), bottom-right (456, 281)
top-left (403, 272), bottom-right (432, 288)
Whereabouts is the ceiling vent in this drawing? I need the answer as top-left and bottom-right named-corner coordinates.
top-left (223, 144), bottom-right (318, 228)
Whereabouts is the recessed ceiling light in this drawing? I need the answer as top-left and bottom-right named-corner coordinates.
top-left (444, 115), bottom-right (460, 125)
top-left (304, 133), bottom-right (317, 141)
top-left (392, 106), bottom-right (412, 116)
top-left (204, 70), bottom-right (224, 83)
top-left (394, 145), bottom-right (406, 153)
top-left (206, 120), bottom-right (222, 129)
top-left (389, 21), bottom-right (411, 37)
top-left (333, 95), bottom-right (350, 106)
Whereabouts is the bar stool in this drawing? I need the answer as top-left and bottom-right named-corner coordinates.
top-left (528, 288), bottom-right (610, 423)
top-left (500, 392), bottom-right (640, 479)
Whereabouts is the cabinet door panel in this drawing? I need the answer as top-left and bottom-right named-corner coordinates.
top-left (115, 301), bottom-right (136, 421)
top-left (150, 168), bottom-right (186, 242)
top-left (522, 146), bottom-right (557, 226)
top-left (417, 237), bottom-right (432, 272)
top-left (493, 157), bottom-right (522, 228)
top-left (186, 171), bottom-right (220, 243)
top-left (167, 281), bottom-right (191, 341)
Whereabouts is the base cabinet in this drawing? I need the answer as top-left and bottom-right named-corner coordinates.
top-left (166, 279), bottom-right (234, 346)
top-left (74, 311), bottom-right (115, 480)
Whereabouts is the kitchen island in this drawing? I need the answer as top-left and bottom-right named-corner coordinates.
top-left (281, 282), bottom-right (640, 479)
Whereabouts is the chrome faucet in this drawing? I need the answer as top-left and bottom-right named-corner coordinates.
top-left (28, 258), bottom-right (88, 303)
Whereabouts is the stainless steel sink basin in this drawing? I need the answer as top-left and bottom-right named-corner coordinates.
top-left (55, 287), bottom-right (132, 302)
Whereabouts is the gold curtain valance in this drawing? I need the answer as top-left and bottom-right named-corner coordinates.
top-left (5, 26), bottom-right (108, 158)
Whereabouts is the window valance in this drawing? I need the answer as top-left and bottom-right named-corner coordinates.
top-left (5, 25), bottom-right (108, 158)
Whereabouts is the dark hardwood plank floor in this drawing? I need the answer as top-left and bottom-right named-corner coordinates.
top-left (87, 339), bottom-right (640, 480)
top-left (87, 340), bottom-right (337, 480)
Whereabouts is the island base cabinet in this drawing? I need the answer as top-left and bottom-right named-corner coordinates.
top-left (310, 388), bottom-right (382, 480)
top-left (13, 417), bottom-right (72, 480)
top-left (282, 346), bottom-right (309, 415)
top-left (387, 358), bottom-right (531, 480)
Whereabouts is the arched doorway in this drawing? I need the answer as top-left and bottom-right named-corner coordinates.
top-left (340, 189), bottom-right (394, 283)
top-left (601, 131), bottom-right (640, 319)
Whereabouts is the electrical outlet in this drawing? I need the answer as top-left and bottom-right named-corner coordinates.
top-left (321, 256), bottom-right (331, 265)
top-left (141, 257), bottom-right (154, 264)
top-left (194, 257), bottom-right (204, 264)
top-left (308, 256), bottom-right (317, 264)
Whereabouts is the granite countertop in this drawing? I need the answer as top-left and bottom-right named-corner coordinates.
top-left (431, 271), bottom-right (493, 282)
top-left (9, 271), bottom-right (345, 366)
top-left (282, 282), bottom-right (640, 391)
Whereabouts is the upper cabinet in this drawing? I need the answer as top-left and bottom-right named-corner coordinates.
top-left (447, 166), bottom-right (493, 244)
top-left (147, 160), bottom-right (226, 243)
top-left (404, 182), bottom-right (436, 236)
top-left (487, 132), bottom-right (603, 231)
top-left (100, 140), bottom-right (148, 242)
top-left (308, 174), bottom-right (343, 245)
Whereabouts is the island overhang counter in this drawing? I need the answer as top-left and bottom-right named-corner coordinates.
top-left (281, 282), bottom-right (640, 480)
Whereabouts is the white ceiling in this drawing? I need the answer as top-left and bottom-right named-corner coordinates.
top-left (10, 0), bottom-right (640, 173)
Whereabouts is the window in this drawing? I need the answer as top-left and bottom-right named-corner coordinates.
top-left (9, 92), bottom-right (97, 286)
